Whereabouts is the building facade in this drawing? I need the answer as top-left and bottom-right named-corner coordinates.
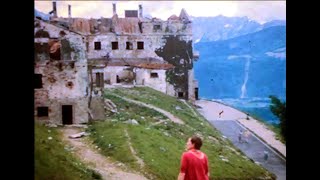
top-left (34, 2), bottom-right (199, 124)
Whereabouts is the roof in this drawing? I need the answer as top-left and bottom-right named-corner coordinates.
top-left (168, 14), bottom-right (180, 21)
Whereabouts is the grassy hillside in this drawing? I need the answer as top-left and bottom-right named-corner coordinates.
top-left (35, 123), bottom-right (102, 180)
top-left (87, 87), bottom-right (275, 180)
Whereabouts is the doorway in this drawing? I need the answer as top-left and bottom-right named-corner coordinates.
top-left (62, 105), bottom-right (73, 124)
top-left (195, 88), bottom-right (199, 100)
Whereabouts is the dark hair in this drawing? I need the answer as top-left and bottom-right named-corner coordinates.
top-left (190, 136), bottom-right (203, 150)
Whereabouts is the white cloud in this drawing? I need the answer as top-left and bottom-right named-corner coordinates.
top-left (228, 55), bottom-right (252, 60)
top-left (265, 52), bottom-right (286, 59)
top-left (34, 1), bottom-right (286, 23)
top-left (224, 24), bottom-right (232, 28)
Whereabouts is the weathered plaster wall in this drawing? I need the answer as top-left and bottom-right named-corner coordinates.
top-left (87, 34), bottom-right (165, 60)
top-left (34, 19), bottom-right (87, 62)
top-left (35, 19), bottom-right (90, 124)
top-left (135, 69), bottom-right (167, 93)
top-left (35, 61), bottom-right (88, 98)
top-left (103, 66), bottom-right (134, 85)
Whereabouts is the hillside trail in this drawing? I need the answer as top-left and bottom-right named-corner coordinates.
top-left (109, 93), bottom-right (185, 124)
top-left (60, 127), bottom-right (149, 180)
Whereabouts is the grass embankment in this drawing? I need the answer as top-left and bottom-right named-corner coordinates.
top-left (35, 123), bottom-right (102, 180)
top-left (87, 87), bottom-right (275, 180)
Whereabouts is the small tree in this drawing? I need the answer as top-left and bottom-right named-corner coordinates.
top-left (269, 95), bottom-right (286, 143)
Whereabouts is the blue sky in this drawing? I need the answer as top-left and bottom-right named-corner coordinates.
top-left (35, 1), bottom-right (286, 24)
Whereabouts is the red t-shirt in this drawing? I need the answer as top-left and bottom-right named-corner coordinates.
top-left (180, 150), bottom-right (209, 180)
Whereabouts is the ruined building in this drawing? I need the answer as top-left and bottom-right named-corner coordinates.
top-left (34, 2), bottom-right (199, 125)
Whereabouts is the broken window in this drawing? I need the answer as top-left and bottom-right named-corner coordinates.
top-left (34, 42), bottom-right (49, 61)
top-left (37, 107), bottom-right (48, 117)
top-left (178, 92), bottom-right (184, 98)
top-left (126, 42), bottom-right (133, 50)
top-left (112, 42), bottom-right (119, 50)
top-left (34, 74), bottom-right (43, 89)
top-left (96, 72), bottom-right (104, 87)
top-left (49, 39), bottom-right (61, 60)
top-left (94, 42), bottom-right (101, 50)
top-left (150, 72), bottom-right (158, 78)
top-left (137, 42), bottom-right (144, 50)
top-left (153, 24), bottom-right (162, 31)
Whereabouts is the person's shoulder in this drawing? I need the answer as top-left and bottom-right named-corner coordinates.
top-left (201, 151), bottom-right (209, 158)
top-left (182, 151), bottom-right (193, 157)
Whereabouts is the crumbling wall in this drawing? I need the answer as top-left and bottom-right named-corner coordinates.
top-left (34, 19), bottom-right (87, 62)
top-left (89, 97), bottom-right (106, 120)
top-left (34, 19), bottom-right (90, 124)
top-left (48, 98), bottom-right (89, 124)
top-left (34, 60), bottom-right (89, 124)
top-left (135, 68), bottom-right (167, 93)
top-left (35, 61), bottom-right (88, 98)
top-left (104, 66), bottom-right (134, 84)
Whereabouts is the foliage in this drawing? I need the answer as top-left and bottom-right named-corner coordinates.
top-left (269, 95), bottom-right (286, 143)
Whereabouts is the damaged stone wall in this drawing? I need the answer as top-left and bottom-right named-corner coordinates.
top-left (34, 19), bottom-right (90, 124)
top-left (34, 60), bottom-right (89, 124)
top-left (34, 19), bottom-right (87, 62)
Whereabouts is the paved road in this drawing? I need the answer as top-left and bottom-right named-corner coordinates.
top-left (210, 120), bottom-right (286, 180)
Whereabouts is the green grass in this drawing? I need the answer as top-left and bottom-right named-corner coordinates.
top-left (86, 89), bottom-right (276, 180)
top-left (35, 122), bottom-right (102, 180)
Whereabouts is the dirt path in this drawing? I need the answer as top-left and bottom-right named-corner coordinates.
top-left (196, 99), bottom-right (286, 157)
top-left (124, 128), bottom-right (145, 168)
top-left (60, 127), bottom-right (149, 180)
top-left (110, 93), bottom-right (185, 124)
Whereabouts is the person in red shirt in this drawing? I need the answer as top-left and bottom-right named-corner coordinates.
top-left (178, 135), bottom-right (209, 180)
